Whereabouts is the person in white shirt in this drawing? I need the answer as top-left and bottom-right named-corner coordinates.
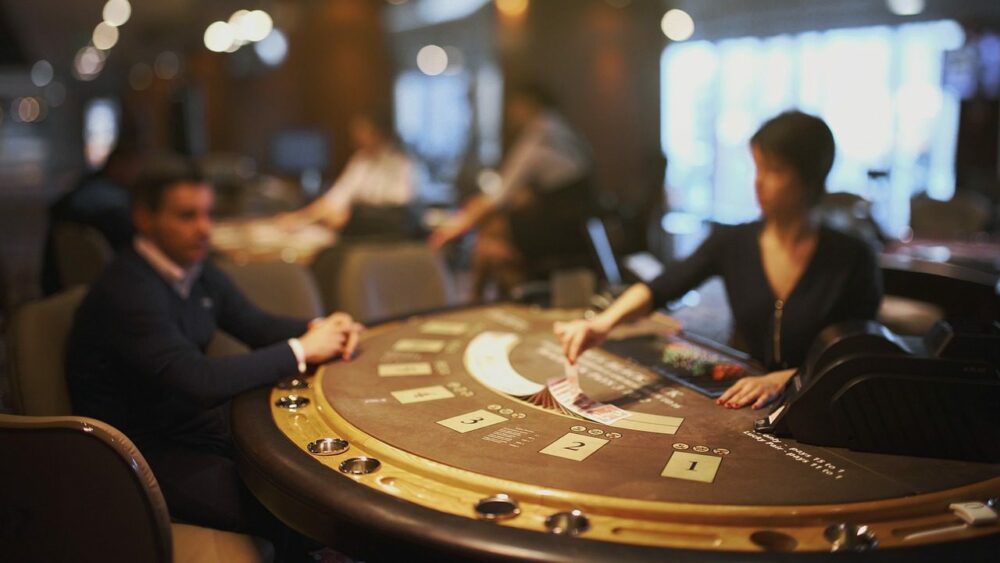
top-left (280, 113), bottom-right (418, 237)
top-left (429, 85), bottom-right (594, 299)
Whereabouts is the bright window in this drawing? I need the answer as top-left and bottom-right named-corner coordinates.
top-left (83, 97), bottom-right (119, 169)
top-left (661, 20), bottom-right (964, 236)
top-left (395, 69), bottom-right (471, 203)
top-left (394, 63), bottom-right (503, 203)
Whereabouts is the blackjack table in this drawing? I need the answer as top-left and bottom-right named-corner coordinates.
top-left (231, 304), bottom-right (1000, 562)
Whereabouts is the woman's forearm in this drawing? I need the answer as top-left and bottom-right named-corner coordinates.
top-left (592, 283), bottom-right (654, 332)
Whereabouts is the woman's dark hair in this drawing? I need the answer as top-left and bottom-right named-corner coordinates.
top-left (751, 111), bottom-right (835, 206)
top-left (130, 154), bottom-right (205, 211)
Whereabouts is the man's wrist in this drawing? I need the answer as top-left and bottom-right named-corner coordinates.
top-left (288, 338), bottom-right (307, 374)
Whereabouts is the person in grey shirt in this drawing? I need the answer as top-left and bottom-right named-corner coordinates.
top-left (430, 85), bottom-right (595, 299)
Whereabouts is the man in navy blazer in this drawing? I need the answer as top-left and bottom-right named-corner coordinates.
top-left (67, 155), bottom-right (359, 559)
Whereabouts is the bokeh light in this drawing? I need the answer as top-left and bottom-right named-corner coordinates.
top-left (228, 10), bottom-right (252, 47)
top-left (496, 0), bottom-right (529, 18)
top-left (204, 21), bottom-right (236, 53)
top-left (74, 46), bottom-right (106, 81)
top-left (13, 97), bottom-right (43, 123)
top-left (886, 0), bottom-right (925, 16)
top-left (102, 0), bottom-right (132, 27)
top-left (93, 21), bottom-right (120, 50)
top-left (477, 169), bottom-right (503, 196)
top-left (417, 44), bottom-right (448, 76)
top-left (255, 29), bottom-right (289, 66)
top-left (155, 51), bottom-right (181, 79)
top-left (661, 9), bottom-right (695, 41)
top-left (30, 60), bottom-right (54, 87)
top-left (242, 10), bottom-right (274, 42)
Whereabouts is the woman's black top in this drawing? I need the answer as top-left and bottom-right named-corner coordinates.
top-left (645, 221), bottom-right (882, 371)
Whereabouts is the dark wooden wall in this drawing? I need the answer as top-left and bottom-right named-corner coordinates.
top-left (128, 0), bottom-right (392, 179)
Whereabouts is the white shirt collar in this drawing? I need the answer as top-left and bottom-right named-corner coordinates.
top-left (134, 237), bottom-right (202, 298)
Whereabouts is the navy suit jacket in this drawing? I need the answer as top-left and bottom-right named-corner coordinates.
top-left (67, 248), bottom-right (309, 452)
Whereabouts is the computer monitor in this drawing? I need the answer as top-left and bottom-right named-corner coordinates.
top-left (623, 252), bottom-right (665, 283)
top-left (271, 129), bottom-right (329, 174)
top-left (585, 217), bottom-right (665, 286)
top-left (585, 218), bottom-right (622, 285)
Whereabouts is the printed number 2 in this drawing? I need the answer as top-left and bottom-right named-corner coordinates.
top-left (565, 441), bottom-right (586, 451)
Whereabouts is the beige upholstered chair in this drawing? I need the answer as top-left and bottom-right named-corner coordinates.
top-left (6, 286), bottom-right (88, 415)
top-left (214, 259), bottom-right (324, 319)
top-left (910, 192), bottom-right (991, 239)
top-left (312, 242), bottom-right (456, 324)
top-left (878, 255), bottom-right (999, 336)
top-left (0, 414), bottom-right (271, 563)
top-left (51, 222), bottom-right (114, 290)
top-left (208, 259), bottom-right (324, 357)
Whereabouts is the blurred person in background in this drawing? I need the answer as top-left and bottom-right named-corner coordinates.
top-left (278, 112), bottom-right (422, 240)
top-left (41, 143), bottom-right (144, 294)
top-left (429, 84), bottom-right (594, 300)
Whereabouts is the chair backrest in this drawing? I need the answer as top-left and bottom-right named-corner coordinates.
top-left (6, 286), bottom-right (88, 415)
top-left (52, 222), bottom-right (113, 290)
top-left (816, 192), bottom-right (885, 249)
top-left (214, 259), bottom-right (324, 319)
top-left (910, 192), bottom-right (991, 239)
top-left (879, 255), bottom-right (1000, 323)
top-left (208, 260), bottom-right (324, 358)
top-left (312, 242), bottom-right (455, 324)
top-left (0, 414), bottom-right (174, 563)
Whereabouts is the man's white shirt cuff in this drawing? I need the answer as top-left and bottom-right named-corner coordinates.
top-left (288, 338), bottom-right (307, 374)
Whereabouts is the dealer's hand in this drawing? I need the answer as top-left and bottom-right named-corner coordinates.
top-left (716, 368), bottom-right (796, 410)
top-left (553, 319), bottom-right (612, 365)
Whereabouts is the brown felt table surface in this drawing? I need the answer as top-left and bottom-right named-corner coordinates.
top-left (322, 304), bottom-right (1000, 506)
top-left (235, 304), bottom-right (1000, 561)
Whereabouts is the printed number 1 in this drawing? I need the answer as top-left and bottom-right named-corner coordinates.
top-left (688, 461), bottom-right (698, 471)
top-left (461, 417), bottom-right (484, 425)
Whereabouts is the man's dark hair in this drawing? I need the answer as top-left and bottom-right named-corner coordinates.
top-left (751, 111), bottom-right (835, 206)
top-left (130, 154), bottom-right (205, 211)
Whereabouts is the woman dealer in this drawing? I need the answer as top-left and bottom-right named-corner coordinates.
top-left (555, 111), bottom-right (882, 410)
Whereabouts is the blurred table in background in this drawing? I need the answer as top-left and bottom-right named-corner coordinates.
top-left (211, 219), bottom-right (335, 265)
top-left (885, 238), bottom-right (1000, 275)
